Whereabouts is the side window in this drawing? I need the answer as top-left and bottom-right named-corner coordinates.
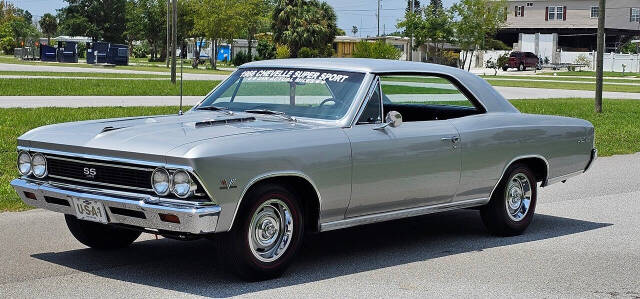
top-left (357, 82), bottom-right (382, 124)
top-left (379, 75), bottom-right (482, 122)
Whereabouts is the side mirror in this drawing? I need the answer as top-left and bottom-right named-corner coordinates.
top-left (374, 111), bottom-right (403, 130)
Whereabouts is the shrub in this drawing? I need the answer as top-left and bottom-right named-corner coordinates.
top-left (276, 44), bottom-right (290, 59)
top-left (256, 39), bottom-right (276, 60)
top-left (132, 43), bottom-right (149, 58)
top-left (298, 47), bottom-right (318, 58)
top-left (574, 54), bottom-right (592, 71)
top-left (77, 42), bottom-right (86, 58)
top-left (496, 53), bottom-right (509, 68)
top-left (353, 41), bottom-right (401, 60)
top-left (232, 50), bottom-right (250, 66)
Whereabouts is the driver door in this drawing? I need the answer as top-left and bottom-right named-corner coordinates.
top-left (343, 78), bottom-right (462, 218)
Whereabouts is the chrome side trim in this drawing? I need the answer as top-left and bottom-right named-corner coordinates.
top-left (48, 174), bottom-right (154, 192)
top-left (11, 178), bottom-right (221, 234)
top-left (546, 170), bottom-right (583, 186)
top-left (320, 197), bottom-right (489, 232)
top-left (490, 155), bottom-right (550, 198)
top-left (229, 171), bottom-right (323, 230)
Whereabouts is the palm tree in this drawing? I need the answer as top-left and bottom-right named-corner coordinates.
top-left (352, 26), bottom-right (358, 36)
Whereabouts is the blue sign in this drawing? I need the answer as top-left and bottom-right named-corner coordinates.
top-left (217, 45), bottom-right (230, 62)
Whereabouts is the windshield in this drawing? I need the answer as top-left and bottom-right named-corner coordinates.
top-left (196, 68), bottom-right (366, 120)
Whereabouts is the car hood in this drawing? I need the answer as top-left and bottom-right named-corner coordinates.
top-left (19, 111), bottom-right (321, 161)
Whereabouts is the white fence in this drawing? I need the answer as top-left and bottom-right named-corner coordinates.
top-left (463, 50), bottom-right (640, 73)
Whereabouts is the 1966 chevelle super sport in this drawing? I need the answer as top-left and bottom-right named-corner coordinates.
top-left (11, 58), bottom-right (596, 280)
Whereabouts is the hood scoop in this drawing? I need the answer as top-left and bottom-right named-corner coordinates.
top-left (100, 126), bottom-right (127, 133)
top-left (194, 117), bottom-right (256, 128)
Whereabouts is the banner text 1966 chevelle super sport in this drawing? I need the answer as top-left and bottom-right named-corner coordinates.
top-left (11, 59), bottom-right (596, 280)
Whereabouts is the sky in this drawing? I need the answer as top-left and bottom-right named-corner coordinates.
top-left (10, 0), bottom-right (457, 38)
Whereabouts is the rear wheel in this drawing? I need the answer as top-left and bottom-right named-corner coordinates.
top-left (518, 63), bottom-right (526, 71)
top-left (217, 183), bottom-right (304, 281)
top-left (480, 164), bottom-right (537, 236)
top-left (502, 66), bottom-right (509, 71)
top-left (65, 214), bottom-right (141, 250)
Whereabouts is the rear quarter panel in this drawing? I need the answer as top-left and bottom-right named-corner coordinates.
top-left (449, 113), bottom-right (593, 202)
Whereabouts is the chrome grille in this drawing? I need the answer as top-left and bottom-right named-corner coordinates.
top-left (45, 155), bottom-right (154, 192)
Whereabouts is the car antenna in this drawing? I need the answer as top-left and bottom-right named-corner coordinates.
top-left (179, 52), bottom-right (184, 116)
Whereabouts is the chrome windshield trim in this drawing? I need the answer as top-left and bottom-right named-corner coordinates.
top-left (45, 155), bottom-right (156, 172)
top-left (48, 174), bottom-right (154, 192)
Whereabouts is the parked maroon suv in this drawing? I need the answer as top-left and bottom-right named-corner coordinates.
top-left (503, 51), bottom-right (539, 71)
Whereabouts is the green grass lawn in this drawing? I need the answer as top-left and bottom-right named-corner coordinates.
top-left (1, 98), bottom-right (638, 212)
top-left (541, 71), bottom-right (640, 78)
top-left (485, 78), bottom-right (640, 93)
top-left (0, 78), bottom-right (221, 96)
top-left (0, 70), bottom-right (170, 78)
top-left (0, 56), bottom-right (232, 75)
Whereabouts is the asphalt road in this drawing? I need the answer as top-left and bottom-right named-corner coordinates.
top-left (0, 153), bottom-right (639, 298)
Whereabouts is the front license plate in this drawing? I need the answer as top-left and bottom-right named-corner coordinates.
top-left (72, 198), bottom-right (108, 223)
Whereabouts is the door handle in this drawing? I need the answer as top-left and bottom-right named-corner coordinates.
top-left (441, 136), bottom-right (460, 143)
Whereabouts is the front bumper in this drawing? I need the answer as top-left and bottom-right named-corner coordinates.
top-left (584, 148), bottom-right (598, 172)
top-left (11, 178), bottom-right (221, 234)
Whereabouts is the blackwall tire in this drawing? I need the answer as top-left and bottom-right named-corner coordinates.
top-left (217, 183), bottom-right (304, 281)
top-left (480, 164), bottom-right (537, 236)
top-left (64, 214), bottom-right (141, 250)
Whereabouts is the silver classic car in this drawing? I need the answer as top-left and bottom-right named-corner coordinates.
top-left (11, 58), bottom-right (596, 280)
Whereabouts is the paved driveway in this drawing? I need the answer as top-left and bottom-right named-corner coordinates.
top-left (0, 153), bottom-right (638, 298)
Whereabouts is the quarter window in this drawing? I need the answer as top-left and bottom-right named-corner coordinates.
top-left (591, 6), bottom-right (599, 18)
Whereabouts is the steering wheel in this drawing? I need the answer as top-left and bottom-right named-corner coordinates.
top-left (319, 98), bottom-right (338, 107)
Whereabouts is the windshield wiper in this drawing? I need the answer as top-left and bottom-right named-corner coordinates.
top-left (197, 105), bottom-right (234, 115)
top-left (244, 109), bottom-right (297, 122)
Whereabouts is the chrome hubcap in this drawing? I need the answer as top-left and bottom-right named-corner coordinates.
top-left (505, 173), bottom-right (532, 222)
top-left (248, 199), bottom-right (293, 262)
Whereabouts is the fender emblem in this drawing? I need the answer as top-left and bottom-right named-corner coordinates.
top-left (219, 178), bottom-right (238, 190)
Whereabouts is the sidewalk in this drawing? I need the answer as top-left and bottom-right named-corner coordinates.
top-left (0, 96), bottom-right (203, 108)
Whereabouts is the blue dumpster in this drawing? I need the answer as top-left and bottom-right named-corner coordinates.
top-left (40, 45), bottom-right (57, 62)
top-left (57, 41), bottom-right (78, 63)
top-left (107, 44), bottom-right (129, 65)
top-left (93, 42), bottom-right (109, 64)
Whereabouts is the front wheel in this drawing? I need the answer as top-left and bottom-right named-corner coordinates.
top-left (480, 164), bottom-right (537, 236)
top-left (518, 63), bottom-right (526, 71)
top-left (65, 214), bottom-right (141, 250)
top-left (502, 66), bottom-right (509, 71)
top-left (217, 183), bottom-right (304, 281)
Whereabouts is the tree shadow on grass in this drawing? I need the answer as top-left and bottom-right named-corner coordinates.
top-left (32, 210), bottom-right (610, 297)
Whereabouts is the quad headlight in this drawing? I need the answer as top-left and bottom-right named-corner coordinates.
top-left (171, 170), bottom-right (194, 198)
top-left (151, 168), bottom-right (171, 196)
top-left (31, 153), bottom-right (47, 178)
top-left (17, 151), bottom-right (32, 176)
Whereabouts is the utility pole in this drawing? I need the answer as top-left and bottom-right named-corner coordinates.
top-left (166, 0), bottom-right (171, 68)
top-left (409, 0), bottom-right (414, 61)
top-left (595, 0), bottom-right (605, 113)
top-left (171, 0), bottom-right (177, 84)
top-left (377, 0), bottom-right (381, 36)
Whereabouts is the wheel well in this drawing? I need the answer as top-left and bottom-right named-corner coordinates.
top-left (240, 176), bottom-right (321, 233)
top-left (514, 157), bottom-right (548, 184)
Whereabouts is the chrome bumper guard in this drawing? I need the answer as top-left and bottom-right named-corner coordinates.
top-left (10, 178), bottom-right (221, 234)
top-left (584, 148), bottom-right (598, 172)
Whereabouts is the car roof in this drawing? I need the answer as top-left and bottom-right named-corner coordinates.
top-left (240, 58), bottom-right (519, 113)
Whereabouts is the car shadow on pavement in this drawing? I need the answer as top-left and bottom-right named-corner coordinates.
top-left (32, 210), bottom-right (610, 297)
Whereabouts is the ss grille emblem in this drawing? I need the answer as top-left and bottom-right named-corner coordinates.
top-left (83, 167), bottom-right (97, 178)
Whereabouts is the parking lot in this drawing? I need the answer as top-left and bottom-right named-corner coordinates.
top-left (1, 153), bottom-right (638, 298)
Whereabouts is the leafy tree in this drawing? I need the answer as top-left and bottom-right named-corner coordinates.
top-left (237, 0), bottom-right (273, 62)
top-left (39, 13), bottom-right (58, 44)
top-left (353, 40), bottom-right (401, 60)
top-left (272, 0), bottom-right (338, 57)
top-left (451, 0), bottom-right (507, 70)
top-left (398, 2), bottom-right (453, 64)
top-left (406, 0), bottom-right (421, 14)
top-left (193, 0), bottom-right (242, 69)
top-left (275, 44), bottom-right (290, 58)
top-left (58, 0), bottom-right (127, 43)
